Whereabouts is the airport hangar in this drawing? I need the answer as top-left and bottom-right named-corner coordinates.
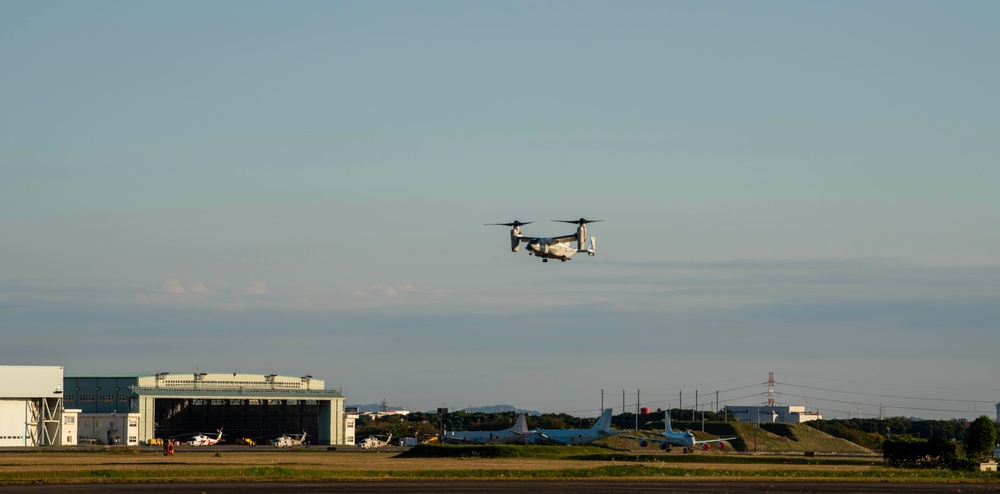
top-left (0, 366), bottom-right (67, 447)
top-left (63, 371), bottom-right (349, 446)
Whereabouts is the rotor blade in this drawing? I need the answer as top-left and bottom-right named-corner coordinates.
top-left (551, 218), bottom-right (603, 225)
top-left (485, 221), bottom-right (533, 227)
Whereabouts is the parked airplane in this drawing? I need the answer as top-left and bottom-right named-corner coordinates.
top-left (623, 411), bottom-right (736, 453)
top-left (527, 408), bottom-right (622, 445)
top-left (187, 429), bottom-right (224, 446)
top-left (272, 431), bottom-right (308, 448)
top-left (439, 414), bottom-right (530, 444)
top-left (357, 433), bottom-right (393, 449)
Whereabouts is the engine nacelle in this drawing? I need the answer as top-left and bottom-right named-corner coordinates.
top-left (703, 443), bottom-right (710, 451)
top-left (718, 442), bottom-right (726, 449)
top-left (660, 442), bottom-right (670, 451)
top-left (576, 224), bottom-right (587, 251)
top-left (638, 439), bottom-right (648, 448)
top-left (510, 231), bottom-right (519, 252)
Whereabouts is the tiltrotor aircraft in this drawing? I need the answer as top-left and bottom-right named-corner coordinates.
top-left (486, 218), bottom-right (600, 262)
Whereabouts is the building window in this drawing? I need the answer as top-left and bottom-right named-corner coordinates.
top-left (65, 416), bottom-right (75, 425)
top-left (65, 395), bottom-right (74, 403)
top-left (80, 395), bottom-right (94, 404)
top-left (100, 395), bottom-right (114, 404)
top-left (120, 395), bottom-right (128, 403)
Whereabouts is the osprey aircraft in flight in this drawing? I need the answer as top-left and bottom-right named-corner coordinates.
top-left (486, 218), bottom-right (600, 263)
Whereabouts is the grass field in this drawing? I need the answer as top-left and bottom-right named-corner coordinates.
top-left (1, 446), bottom-right (997, 485)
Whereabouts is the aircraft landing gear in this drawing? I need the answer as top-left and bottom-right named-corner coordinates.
top-left (542, 259), bottom-right (548, 263)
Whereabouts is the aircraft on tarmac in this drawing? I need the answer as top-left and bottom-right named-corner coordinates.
top-left (357, 433), bottom-right (393, 449)
top-left (272, 431), bottom-right (308, 448)
top-left (187, 429), bottom-right (224, 446)
top-left (439, 413), bottom-right (531, 444)
top-left (623, 410), bottom-right (736, 453)
top-left (527, 408), bottom-right (622, 445)
top-left (486, 218), bottom-right (599, 263)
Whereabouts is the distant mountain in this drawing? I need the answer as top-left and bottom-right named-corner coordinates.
top-left (460, 405), bottom-right (541, 415)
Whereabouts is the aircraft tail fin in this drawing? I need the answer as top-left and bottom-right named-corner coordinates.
top-left (664, 411), bottom-right (674, 433)
top-left (593, 408), bottom-right (613, 431)
top-left (511, 413), bottom-right (529, 434)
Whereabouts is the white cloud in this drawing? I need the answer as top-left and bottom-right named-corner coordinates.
top-left (242, 281), bottom-right (269, 295)
top-left (162, 279), bottom-right (186, 294)
top-left (351, 283), bottom-right (420, 298)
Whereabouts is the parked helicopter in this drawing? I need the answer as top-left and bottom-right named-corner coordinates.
top-left (357, 433), bottom-right (393, 449)
top-left (272, 431), bottom-right (308, 448)
top-left (187, 429), bottom-right (224, 446)
top-left (486, 218), bottom-right (599, 263)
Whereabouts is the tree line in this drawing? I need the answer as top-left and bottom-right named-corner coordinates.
top-left (357, 408), bottom-right (998, 457)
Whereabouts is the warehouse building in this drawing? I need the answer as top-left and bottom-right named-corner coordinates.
top-left (0, 365), bottom-right (67, 446)
top-left (65, 372), bottom-right (348, 445)
top-left (726, 405), bottom-right (822, 423)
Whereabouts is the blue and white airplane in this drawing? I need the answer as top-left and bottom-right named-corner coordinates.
top-left (439, 414), bottom-right (531, 444)
top-left (527, 408), bottom-right (622, 445)
top-left (623, 411), bottom-right (736, 453)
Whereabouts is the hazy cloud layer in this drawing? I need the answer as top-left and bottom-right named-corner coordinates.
top-left (2, 258), bottom-right (997, 418)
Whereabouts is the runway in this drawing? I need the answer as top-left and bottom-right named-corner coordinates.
top-left (2, 481), bottom-right (999, 494)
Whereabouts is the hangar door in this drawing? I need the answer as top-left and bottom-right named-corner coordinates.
top-left (0, 400), bottom-right (29, 446)
top-left (154, 398), bottom-right (320, 443)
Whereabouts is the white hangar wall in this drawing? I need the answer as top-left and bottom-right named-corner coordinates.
top-left (0, 366), bottom-right (66, 446)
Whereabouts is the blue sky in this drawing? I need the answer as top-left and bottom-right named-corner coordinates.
top-left (2, 1), bottom-right (998, 420)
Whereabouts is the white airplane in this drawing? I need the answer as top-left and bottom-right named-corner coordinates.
top-left (487, 218), bottom-right (599, 263)
top-left (357, 433), bottom-right (393, 449)
top-left (272, 431), bottom-right (308, 448)
top-left (187, 429), bottom-right (224, 446)
top-left (439, 414), bottom-right (531, 444)
top-left (623, 411), bottom-right (736, 453)
top-left (527, 408), bottom-right (622, 445)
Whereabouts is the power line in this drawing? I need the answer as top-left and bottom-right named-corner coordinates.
top-left (779, 392), bottom-right (991, 416)
top-left (778, 381), bottom-right (995, 404)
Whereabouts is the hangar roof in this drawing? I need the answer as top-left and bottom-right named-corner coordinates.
top-left (132, 386), bottom-right (344, 400)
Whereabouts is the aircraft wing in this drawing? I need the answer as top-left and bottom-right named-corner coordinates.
top-left (620, 434), bottom-right (676, 447)
top-left (693, 436), bottom-right (737, 445)
top-left (549, 234), bottom-right (576, 244)
top-left (524, 431), bottom-right (565, 446)
top-left (619, 435), bottom-right (650, 441)
top-left (438, 435), bottom-right (484, 445)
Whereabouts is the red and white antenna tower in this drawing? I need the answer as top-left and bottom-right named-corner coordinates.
top-left (767, 372), bottom-right (775, 406)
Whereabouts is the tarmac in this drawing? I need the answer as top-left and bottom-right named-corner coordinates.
top-left (2, 481), bottom-right (1000, 493)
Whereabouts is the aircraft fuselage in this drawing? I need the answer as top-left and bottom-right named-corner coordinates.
top-left (525, 239), bottom-right (579, 262)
